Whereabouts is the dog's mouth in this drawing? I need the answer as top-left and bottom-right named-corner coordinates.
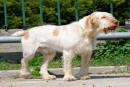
top-left (103, 25), bottom-right (118, 34)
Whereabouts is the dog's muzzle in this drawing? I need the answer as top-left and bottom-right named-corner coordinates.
top-left (103, 21), bottom-right (119, 34)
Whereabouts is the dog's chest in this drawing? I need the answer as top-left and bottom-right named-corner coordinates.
top-left (75, 38), bottom-right (93, 53)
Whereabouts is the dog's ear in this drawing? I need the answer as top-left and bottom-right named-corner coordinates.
top-left (85, 15), bottom-right (92, 28)
top-left (85, 13), bottom-right (99, 29)
top-left (91, 16), bottom-right (99, 25)
top-left (79, 13), bottom-right (99, 29)
top-left (90, 15), bottom-right (99, 28)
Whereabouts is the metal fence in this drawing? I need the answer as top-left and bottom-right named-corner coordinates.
top-left (3, 0), bottom-right (128, 31)
top-left (0, 32), bottom-right (130, 43)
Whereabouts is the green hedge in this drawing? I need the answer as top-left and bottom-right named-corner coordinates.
top-left (0, 0), bottom-right (129, 29)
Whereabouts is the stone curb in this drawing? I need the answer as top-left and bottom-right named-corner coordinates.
top-left (0, 66), bottom-right (130, 78)
top-left (49, 66), bottom-right (130, 75)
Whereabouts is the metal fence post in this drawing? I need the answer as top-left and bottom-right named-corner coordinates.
top-left (110, 0), bottom-right (113, 15)
top-left (57, 0), bottom-right (61, 25)
top-left (92, 0), bottom-right (95, 12)
top-left (22, 0), bottom-right (26, 29)
top-left (39, 0), bottom-right (43, 25)
top-left (75, 0), bottom-right (78, 21)
top-left (3, 0), bottom-right (8, 31)
top-left (128, 0), bottom-right (130, 19)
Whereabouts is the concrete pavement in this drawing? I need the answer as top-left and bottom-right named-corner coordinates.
top-left (0, 66), bottom-right (130, 87)
top-left (0, 74), bottom-right (130, 87)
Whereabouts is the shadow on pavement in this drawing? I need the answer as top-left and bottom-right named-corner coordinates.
top-left (54, 74), bottom-right (130, 79)
top-left (91, 75), bottom-right (130, 79)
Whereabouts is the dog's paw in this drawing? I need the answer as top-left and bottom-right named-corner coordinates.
top-left (42, 75), bottom-right (56, 80)
top-left (20, 68), bottom-right (30, 79)
top-left (20, 73), bottom-right (30, 79)
top-left (80, 76), bottom-right (90, 80)
top-left (63, 75), bottom-right (76, 81)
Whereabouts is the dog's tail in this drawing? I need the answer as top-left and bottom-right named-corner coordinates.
top-left (12, 31), bottom-right (25, 37)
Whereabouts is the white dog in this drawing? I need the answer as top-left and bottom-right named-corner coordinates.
top-left (12, 12), bottom-right (118, 81)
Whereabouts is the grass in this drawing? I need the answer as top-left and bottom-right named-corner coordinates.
top-left (90, 55), bottom-right (130, 66)
top-left (0, 52), bottom-right (130, 77)
top-left (0, 61), bottom-right (21, 70)
top-left (0, 53), bottom-right (130, 70)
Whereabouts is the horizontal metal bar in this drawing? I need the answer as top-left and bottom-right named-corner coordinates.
top-left (0, 32), bottom-right (130, 43)
top-left (96, 32), bottom-right (130, 40)
top-left (0, 36), bottom-right (21, 43)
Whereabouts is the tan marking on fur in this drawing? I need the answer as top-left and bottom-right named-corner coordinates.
top-left (53, 28), bottom-right (59, 36)
top-left (84, 14), bottom-right (99, 37)
top-left (86, 13), bottom-right (97, 28)
top-left (38, 47), bottom-right (43, 51)
top-left (111, 19), bottom-right (117, 24)
top-left (24, 31), bottom-right (29, 40)
top-left (92, 17), bottom-right (99, 24)
top-left (103, 28), bottom-right (108, 34)
top-left (86, 15), bottom-right (92, 28)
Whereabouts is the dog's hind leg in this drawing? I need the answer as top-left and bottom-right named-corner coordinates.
top-left (39, 48), bottom-right (56, 80)
top-left (20, 39), bottom-right (38, 79)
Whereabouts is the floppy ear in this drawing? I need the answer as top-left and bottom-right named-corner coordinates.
top-left (91, 16), bottom-right (99, 25)
top-left (85, 13), bottom-right (99, 28)
top-left (90, 15), bottom-right (99, 28)
top-left (85, 15), bottom-right (92, 28)
top-left (79, 13), bottom-right (99, 29)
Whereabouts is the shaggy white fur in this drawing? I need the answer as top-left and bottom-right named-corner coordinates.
top-left (12, 12), bottom-right (118, 81)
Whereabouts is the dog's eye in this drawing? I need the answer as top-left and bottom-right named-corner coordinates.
top-left (101, 16), bottom-right (106, 19)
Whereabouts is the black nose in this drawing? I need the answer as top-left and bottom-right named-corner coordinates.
top-left (115, 21), bottom-right (118, 25)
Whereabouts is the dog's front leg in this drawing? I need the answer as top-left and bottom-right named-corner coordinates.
top-left (63, 50), bottom-right (76, 81)
top-left (79, 50), bottom-right (92, 80)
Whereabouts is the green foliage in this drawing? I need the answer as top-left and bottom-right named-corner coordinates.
top-left (90, 39), bottom-right (130, 66)
top-left (0, 61), bottom-right (21, 70)
top-left (31, 66), bottom-right (40, 77)
top-left (29, 55), bottom-right (43, 67)
top-left (91, 27), bottom-right (130, 66)
top-left (95, 0), bottom-right (128, 25)
top-left (29, 54), bottom-right (81, 69)
top-left (116, 27), bottom-right (127, 32)
top-left (0, 0), bottom-right (129, 29)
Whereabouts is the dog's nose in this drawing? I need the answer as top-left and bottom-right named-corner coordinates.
top-left (115, 21), bottom-right (118, 25)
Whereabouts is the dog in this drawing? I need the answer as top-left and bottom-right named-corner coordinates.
top-left (12, 12), bottom-right (118, 81)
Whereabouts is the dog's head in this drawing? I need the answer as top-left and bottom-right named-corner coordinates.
top-left (79, 12), bottom-right (118, 35)
top-left (92, 12), bottom-right (118, 34)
